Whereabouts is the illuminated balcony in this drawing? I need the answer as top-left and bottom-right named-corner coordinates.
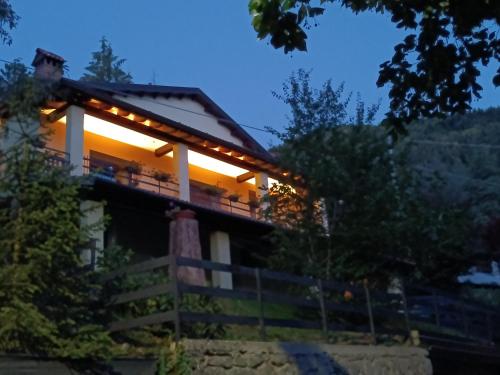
top-left (45, 110), bottom-right (271, 220)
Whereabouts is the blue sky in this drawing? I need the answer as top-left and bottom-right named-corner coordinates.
top-left (3, 1), bottom-right (498, 146)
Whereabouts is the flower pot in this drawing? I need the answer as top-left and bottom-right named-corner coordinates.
top-left (228, 194), bottom-right (241, 202)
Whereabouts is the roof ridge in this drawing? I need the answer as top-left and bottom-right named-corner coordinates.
top-left (76, 79), bottom-right (200, 91)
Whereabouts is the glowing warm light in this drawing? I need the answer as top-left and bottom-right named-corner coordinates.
top-left (110, 107), bottom-right (118, 115)
top-left (81, 114), bottom-right (167, 151)
top-left (187, 150), bottom-right (253, 180)
top-left (41, 108), bottom-right (56, 115)
top-left (57, 113), bottom-right (263, 184)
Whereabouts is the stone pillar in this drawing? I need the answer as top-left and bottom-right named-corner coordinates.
top-left (210, 231), bottom-right (233, 289)
top-left (173, 143), bottom-right (190, 201)
top-left (65, 105), bottom-right (85, 176)
top-left (80, 200), bottom-right (104, 268)
top-left (255, 171), bottom-right (269, 212)
top-left (169, 210), bottom-right (205, 286)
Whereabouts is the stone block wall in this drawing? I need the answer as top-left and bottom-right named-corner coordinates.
top-left (184, 340), bottom-right (432, 375)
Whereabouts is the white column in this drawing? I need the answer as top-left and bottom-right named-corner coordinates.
top-left (255, 171), bottom-right (269, 211)
top-left (80, 200), bottom-right (104, 268)
top-left (210, 231), bottom-right (233, 289)
top-left (65, 105), bottom-right (85, 176)
top-left (173, 143), bottom-right (190, 201)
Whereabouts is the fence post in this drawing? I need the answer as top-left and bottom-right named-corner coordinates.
top-left (317, 279), bottom-right (328, 340)
top-left (460, 301), bottom-right (469, 338)
top-left (363, 280), bottom-right (376, 344)
top-left (255, 268), bottom-right (266, 340)
top-left (400, 281), bottom-right (411, 336)
top-left (170, 254), bottom-right (181, 342)
top-left (487, 312), bottom-right (493, 342)
top-left (432, 291), bottom-right (441, 327)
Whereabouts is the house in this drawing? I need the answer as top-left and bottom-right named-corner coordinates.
top-left (2, 48), bottom-right (288, 289)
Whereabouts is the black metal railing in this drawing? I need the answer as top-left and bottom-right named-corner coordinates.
top-left (83, 156), bottom-right (262, 219)
top-left (43, 146), bottom-right (69, 168)
top-left (190, 189), bottom-right (259, 219)
top-left (83, 157), bottom-right (179, 198)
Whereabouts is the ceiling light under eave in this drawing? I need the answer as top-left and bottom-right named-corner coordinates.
top-left (187, 150), bottom-right (252, 179)
top-left (59, 114), bottom-right (168, 151)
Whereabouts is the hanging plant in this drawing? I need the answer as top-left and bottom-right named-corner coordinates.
top-left (248, 198), bottom-right (260, 209)
top-left (153, 170), bottom-right (171, 183)
top-left (125, 161), bottom-right (141, 175)
top-left (228, 193), bottom-right (241, 202)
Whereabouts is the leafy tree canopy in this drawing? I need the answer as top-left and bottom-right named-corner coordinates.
top-left (249, 0), bottom-right (500, 133)
top-left (0, 61), bottom-right (114, 360)
top-left (265, 70), bottom-right (472, 287)
top-left (0, 0), bottom-right (18, 45)
top-left (81, 37), bottom-right (133, 83)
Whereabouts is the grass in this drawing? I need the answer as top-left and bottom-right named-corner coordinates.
top-left (214, 298), bottom-right (410, 344)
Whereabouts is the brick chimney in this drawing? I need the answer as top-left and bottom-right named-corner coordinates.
top-left (31, 48), bottom-right (65, 81)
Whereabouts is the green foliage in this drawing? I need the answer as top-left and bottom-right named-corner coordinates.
top-left (0, 0), bottom-right (18, 45)
top-left (81, 36), bottom-right (133, 83)
top-left (0, 61), bottom-right (113, 360)
top-left (249, 0), bottom-right (500, 133)
top-left (403, 108), bottom-right (500, 227)
top-left (265, 71), bottom-right (472, 287)
top-left (99, 246), bottom-right (225, 343)
top-left (157, 340), bottom-right (191, 375)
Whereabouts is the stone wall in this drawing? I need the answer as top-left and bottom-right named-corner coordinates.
top-left (184, 340), bottom-right (432, 375)
top-left (0, 341), bottom-right (432, 374)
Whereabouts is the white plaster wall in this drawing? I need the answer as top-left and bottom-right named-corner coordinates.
top-left (113, 94), bottom-right (245, 147)
top-left (0, 118), bottom-right (40, 151)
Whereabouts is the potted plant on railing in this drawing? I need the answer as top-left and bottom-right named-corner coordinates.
top-left (125, 161), bottom-right (142, 175)
top-left (203, 185), bottom-right (227, 208)
top-left (228, 193), bottom-right (241, 203)
top-left (152, 170), bottom-right (172, 194)
top-left (247, 198), bottom-right (260, 209)
top-left (153, 170), bottom-right (171, 183)
top-left (125, 161), bottom-right (142, 186)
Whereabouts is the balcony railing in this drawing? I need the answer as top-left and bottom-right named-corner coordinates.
top-left (190, 188), bottom-right (259, 219)
top-left (81, 155), bottom-right (263, 219)
top-left (83, 157), bottom-right (180, 198)
top-left (43, 146), bottom-right (69, 168)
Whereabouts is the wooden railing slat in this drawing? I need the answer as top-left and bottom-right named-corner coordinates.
top-left (109, 310), bottom-right (175, 332)
top-left (176, 256), bottom-right (255, 276)
top-left (101, 255), bottom-right (170, 281)
top-left (102, 255), bottom-right (499, 344)
top-left (110, 283), bottom-right (172, 305)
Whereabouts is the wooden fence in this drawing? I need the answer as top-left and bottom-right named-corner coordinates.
top-left (102, 255), bottom-right (500, 347)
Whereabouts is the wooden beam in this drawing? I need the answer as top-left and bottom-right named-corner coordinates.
top-left (47, 103), bottom-right (70, 123)
top-left (155, 143), bottom-right (174, 157)
top-left (117, 109), bottom-right (130, 117)
top-left (134, 114), bottom-right (146, 122)
top-left (237, 171), bottom-right (255, 183)
top-left (150, 120), bottom-right (162, 129)
top-left (99, 103), bottom-right (112, 111)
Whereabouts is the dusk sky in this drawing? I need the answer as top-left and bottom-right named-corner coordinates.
top-left (3, 1), bottom-right (498, 147)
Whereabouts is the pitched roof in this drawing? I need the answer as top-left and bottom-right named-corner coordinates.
top-left (61, 79), bottom-right (269, 157)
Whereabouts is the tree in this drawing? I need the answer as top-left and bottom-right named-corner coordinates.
top-left (265, 70), bottom-right (472, 287)
top-left (0, 61), bottom-right (114, 360)
top-left (401, 107), bottom-right (500, 264)
top-left (248, 0), bottom-right (500, 134)
top-left (81, 37), bottom-right (133, 83)
top-left (0, 0), bottom-right (18, 45)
